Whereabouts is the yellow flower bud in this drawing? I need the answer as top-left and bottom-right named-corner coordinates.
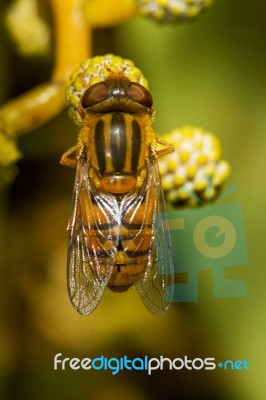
top-left (136, 0), bottom-right (212, 23)
top-left (66, 54), bottom-right (149, 125)
top-left (159, 126), bottom-right (231, 206)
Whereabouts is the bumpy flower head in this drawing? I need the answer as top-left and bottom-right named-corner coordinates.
top-left (66, 54), bottom-right (149, 125)
top-left (5, 0), bottom-right (51, 56)
top-left (159, 126), bottom-right (231, 206)
top-left (136, 0), bottom-right (212, 22)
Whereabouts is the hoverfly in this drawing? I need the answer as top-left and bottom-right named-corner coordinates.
top-left (61, 69), bottom-right (174, 315)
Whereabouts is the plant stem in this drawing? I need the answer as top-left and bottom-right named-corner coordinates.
top-left (51, 0), bottom-right (91, 83)
top-left (0, 0), bottom-right (91, 138)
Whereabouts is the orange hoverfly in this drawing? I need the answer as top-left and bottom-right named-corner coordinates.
top-left (61, 69), bottom-right (174, 315)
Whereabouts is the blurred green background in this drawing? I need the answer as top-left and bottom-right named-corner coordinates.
top-left (0, 0), bottom-right (265, 399)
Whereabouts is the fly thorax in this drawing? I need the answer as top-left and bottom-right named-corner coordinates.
top-left (92, 112), bottom-right (148, 194)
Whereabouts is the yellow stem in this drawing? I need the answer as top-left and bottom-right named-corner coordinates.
top-left (0, 0), bottom-right (91, 138)
top-left (83, 0), bottom-right (138, 27)
top-left (51, 0), bottom-right (91, 83)
top-left (0, 83), bottom-right (66, 139)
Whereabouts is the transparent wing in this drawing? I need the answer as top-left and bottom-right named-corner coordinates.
top-left (121, 162), bottom-right (174, 315)
top-left (67, 159), bottom-right (119, 315)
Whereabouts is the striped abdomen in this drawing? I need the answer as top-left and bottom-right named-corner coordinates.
top-left (81, 185), bottom-right (155, 288)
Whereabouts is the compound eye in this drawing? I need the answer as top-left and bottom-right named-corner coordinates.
top-left (128, 82), bottom-right (153, 108)
top-left (81, 82), bottom-right (109, 109)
